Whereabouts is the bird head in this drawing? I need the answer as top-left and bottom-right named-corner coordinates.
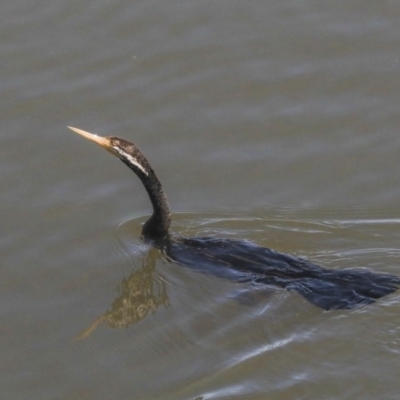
top-left (68, 126), bottom-right (150, 177)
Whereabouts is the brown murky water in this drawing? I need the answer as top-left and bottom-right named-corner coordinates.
top-left (2, 1), bottom-right (400, 399)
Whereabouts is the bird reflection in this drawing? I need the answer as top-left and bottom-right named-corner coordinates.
top-left (76, 252), bottom-right (169, 339)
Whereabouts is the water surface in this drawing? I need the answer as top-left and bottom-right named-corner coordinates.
top-left (2, 1), bottom-right (400, 399)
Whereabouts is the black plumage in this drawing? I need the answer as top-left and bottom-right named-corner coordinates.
top-left (69, 126), bottom-right (400, 310)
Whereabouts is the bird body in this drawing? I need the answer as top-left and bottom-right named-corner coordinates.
top-left (164, 236), bottom-right (400, 309)
top-left (69, 126), bottom-right (400, 310)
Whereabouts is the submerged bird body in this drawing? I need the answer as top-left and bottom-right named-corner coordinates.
top-left (164, 237), bottom-right (400, 310)
top-left (69, 127), bottom-right (400, 310)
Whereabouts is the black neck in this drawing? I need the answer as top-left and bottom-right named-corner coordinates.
top-left (121, 158), bottom-right (171, 242)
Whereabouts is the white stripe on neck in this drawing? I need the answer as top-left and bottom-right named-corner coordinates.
top-left (115, 148), bottom-right (148, 176)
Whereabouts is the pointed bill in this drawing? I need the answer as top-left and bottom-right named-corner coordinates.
top-left (68, 126), bottom-right (112, 150)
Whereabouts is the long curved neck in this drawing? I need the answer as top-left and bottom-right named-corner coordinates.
top-left (121, 158), bottom-right (171, 242)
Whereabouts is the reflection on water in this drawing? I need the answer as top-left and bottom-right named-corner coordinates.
top-left (77, 251), bottom-right (169, 339)
top-left (72, 211), bottom-right (400, 398)
top-left (78, 211), bottom-right (400, 341)
top-left (4, 0), bottom-right (400, 396)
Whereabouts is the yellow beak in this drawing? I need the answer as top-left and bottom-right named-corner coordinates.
top-left (68, 126), bottom-right (112, 151)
